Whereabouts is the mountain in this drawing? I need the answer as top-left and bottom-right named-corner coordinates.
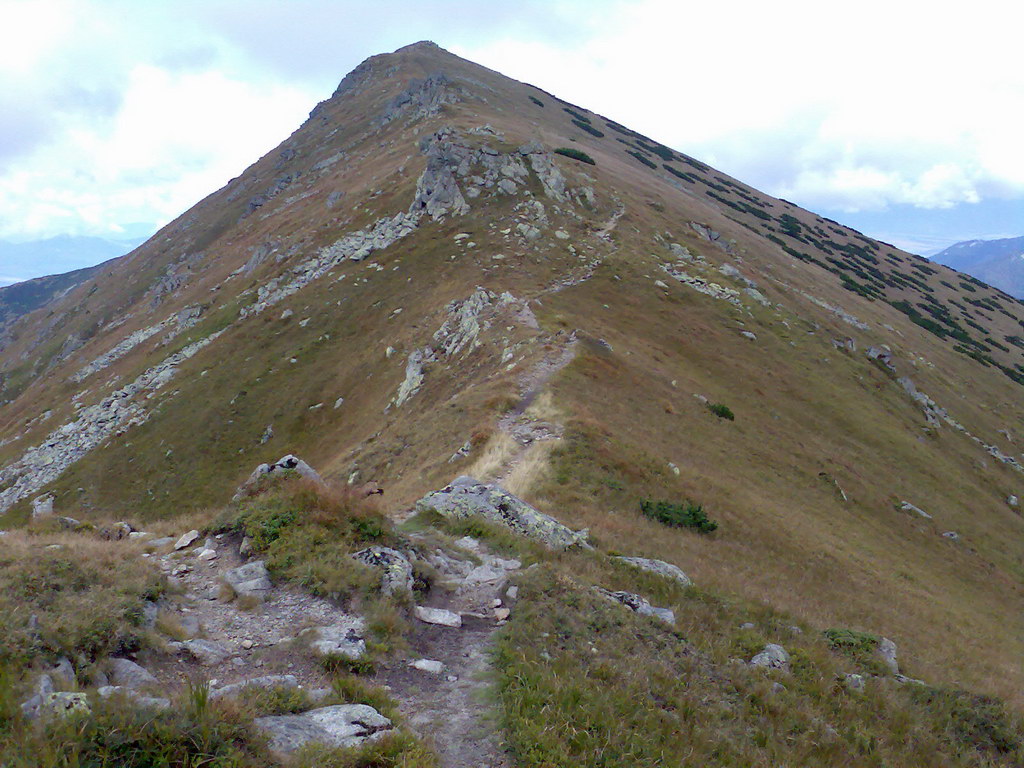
top-left (933, 235), bottom-right (1024, 298)
top-left (0, 232), bottom-right (150, 286)
top-left (2, 41), bottom-right (1024, 765)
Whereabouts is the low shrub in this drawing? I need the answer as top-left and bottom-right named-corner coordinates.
top-left (708, 402), bottom-right (735, 420)
top-left (528, 95), bottom-right (544, 107)
top-left (553, 147), bottom-right (595, 165)
top-left (639, 499), bottom-right (718, 533)
top-left (572, 120), bottom-right (605, 138)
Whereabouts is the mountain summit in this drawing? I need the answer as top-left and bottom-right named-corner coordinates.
top-left (2, 42), bottom-right (1024, 765)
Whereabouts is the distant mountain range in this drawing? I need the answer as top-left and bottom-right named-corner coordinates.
top-left (0, 231), bottom-right (150, 287)
top-left (932, 235), bottom-right (1024, 298)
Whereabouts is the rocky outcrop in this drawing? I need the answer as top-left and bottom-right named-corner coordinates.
top-left (233, 454), bottom-right (324, 500)
top-left (72, 305), bottom-right (204, 383)
top-left (302, 622), bottom-right (368, 658)
top-left (224, 561), bottom-right (273, 599)
top-left (0, 330), bottom-right (224, 512)
top-left (594, 587), bottom-right (675, 625)
top-left (256, 704), bottom-right (393, 754)
top-left (377, 73), bottom-right (464, 126)
top-left (518, 141), bottom-right (567, 201)
top-left (415, 476), bottom-right (589, 549)
top-left (661, 264), bottom-right (742, 305)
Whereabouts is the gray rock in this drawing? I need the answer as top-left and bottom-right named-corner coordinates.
top-left (893, 673), bottom-right (926, 686)
top-left (410, 659), bottom-right (446, 674)
top-left (1008, 495), bottom-right (1019, 508)
top-left (256, 704), bottom-right (392, 753)
top-left (175, 530), bottom-right (200, 550)
top-left (351, 546), bottom-right (413, 594)
top-left (32, 493), bottom-right (55, 518)
top-left (415, 476), bottom-right (588, 549)
top-left (942, 531), bottom-right (960, 541)
top-left (224, 560), bottom-right (272, 598)
top-left (740, 331), bottom-right (757, 341)
top-left (181, 639), bottom-right (232, 665)
top-left (233, 455), bottom-right (324, 501)
top-left (146, 536), bottom-right (176, 548)
top-left (57, 516), bottom-right (81, 530)
top-left (302, 622), bottom-right (367, 659)
top-left (844, 673), bottom-right (866, 692)
top-left (594, 588), bottom-right (675, 626)
top-left (211, 675), bottom-right (299, 699)
top-left (97, 686), bottom-right (170, 710)
top-left (750, 644), bottom-right (790, 670)
top-left (108, 658), bottom-right (158, 689)
top-left (43, 692), bottom-right (90, 719)
top-left (900, 501), bottom-right (931, 519)
top-left (238, 536), bottom-right (253, 557)
top-left (51, 657), bottom-right (75, 688)
top-left (613, 556), bottom-right (692, 588)
top-left (141, 601), bottom-right (159, 628)
top-left (414, 606), bottom-right (463, 628)
top-left (877, 637), bottom-right (899, 674)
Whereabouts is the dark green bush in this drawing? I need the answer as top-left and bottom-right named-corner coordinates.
top-left (572, 120), bottom-right (605, 138)
top-left (554, 147), bottom-right (595, 165)
top-left (639, 500), bottom-right (718, 533)
top-left (529, 95), bottom-right (544, 107)
top-left (626, 150), bottom-right (656, 169)
top-left (708, 403), bottom-right (735, 420)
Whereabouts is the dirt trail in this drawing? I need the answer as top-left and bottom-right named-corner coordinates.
top-left (372, 536), bottom-right (519, 768)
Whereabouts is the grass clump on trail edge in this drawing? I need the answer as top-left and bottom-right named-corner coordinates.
top-left (217, 473), bottom-right (395, 602)
top-left (0, 530), bottom-right (164, 668)
top-left (554, 147), bottom-right (596, 165)
top-left (639, 499), bottom-right (718, 533)
top-left (493, 559), bottom-right (1024, 767)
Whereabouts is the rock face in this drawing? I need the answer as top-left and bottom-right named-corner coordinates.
top-left (256, 704), bottom-right (393, 754)
top-left (750, 644), bottom-right (790, 670)
top-left (224, 560), bottom-right (273, 598)
top-left (351, 546), bottom-right (413, 593)
top-left (613, 556), bottom-right (692, 588)
top-left (415, 476), bottom-right (588, 549)
top-left (594, 587), bottom-right (675, 626)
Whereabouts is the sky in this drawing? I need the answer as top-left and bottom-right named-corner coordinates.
top-left (0, 0), bottom-right (1021, 283)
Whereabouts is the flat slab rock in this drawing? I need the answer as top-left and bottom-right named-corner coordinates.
top-left (415, 475), bottom-right (588, 549)
top-left (414, 605), bottom-right (463, 628)
top-left (256, 704), bottom-right (392, 754)
top-left (224, 560), bottom-right (272, 598)
top-left (301, 621), bottom-right (367, 658)
top-left (173, 638), bottom-right (233, 665)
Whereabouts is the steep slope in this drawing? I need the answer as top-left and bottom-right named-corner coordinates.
top-left (934, 235), bottom-right (1024, 299)
top-left (2, 39), bottom-right (1024, 721)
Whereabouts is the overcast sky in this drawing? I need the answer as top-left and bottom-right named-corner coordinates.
top-left (1, 0), bottom-right (1021, 278)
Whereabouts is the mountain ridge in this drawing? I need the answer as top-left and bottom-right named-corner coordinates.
top-left (2, 41), bottom-right (1024, 765)
top-left (933, 234), bottom-right (1024, 299)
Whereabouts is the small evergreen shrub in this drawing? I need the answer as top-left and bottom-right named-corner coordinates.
top-left (639, 500), bottom-right (718, 533)
top-left (572, 120), bottom-right (605, 138)
top-left (626, 150), bottom-right (656, 169)
top-left (554, 147), bottom-right (595, 165)
top-left (529, 95), bottom-right (544, 107)
top-left (708, 403), bottom-right (735, 420)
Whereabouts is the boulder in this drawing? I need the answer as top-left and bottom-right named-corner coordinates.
top-left (97, 686), bottom-right (170, 710)
top-left (175, 530), bottom-right (200, 550)
top-left (224, 560), bottom-right (272, 598)
top-left (410, 659), bottom-right (446, 674)
top-left (351, 546), bottom-right (413, 594)
top-left (180, 639), bottom-right (232, 665)
top-left (50, 657), bottom-right (75, 688)
top-left (415, 476), bottom-right (588, 549)
top-left (100, 521), bottom-right (134, 540)
top-left (257, 704), bottom-right (392, 754)
top-left (108, 658), bottom-right (158, 689)
top-left (302, 622), bottom-right (367, 659)
top-left (1008, 495), bottom-right (1019, 509)
top-left (844, 673), bottom-right (866, 692)
top-left (232, 455), bottom-right (324, 501)
top-left (414, 606), bottom-right (462, 628)
top-left (31, 493), bottom-right (55, 519)
top-left (877, 637), bottom-right (899, 674)
top-left (43, 692), bottom-right (90, 719)
top-left (594, 587), bottom-right (675, 626)
top-left (750, 644), bottom-right (790, 670)
top-left (613, 556), bottom-right (692, 588)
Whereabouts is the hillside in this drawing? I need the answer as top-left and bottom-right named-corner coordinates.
top-left (2, 41), bottom-right (1024, 766)
top-left (933, 235), bottom-right (1024, 299)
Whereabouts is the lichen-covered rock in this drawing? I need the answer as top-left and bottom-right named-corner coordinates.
top-left (351, 546), bottom-right (413, 593)
top-left (302, 621), bottom-right (367, 658)
top-left (415, 476), bottom-right (588, 549)
top-left (750, 644), bottom-right (790, 670)
top-left (43, 692), bottom-right (90, 719)
top-left (594, 587), bottom-right (675, 626)
top-left (257, 704), bottom-right (392, 754)
top-left (613, 556), bottom-right (692, 588)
